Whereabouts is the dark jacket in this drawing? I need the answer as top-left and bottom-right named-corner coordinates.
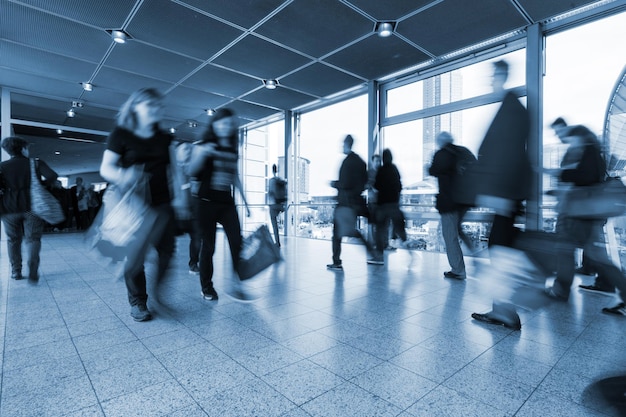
top-left (560, 143), bottom-right (605, 186)
top-left (374, 163), bottom-right (402, 205)
top-left (0, 155), bottom-right (58, 214)
top-left (333, 151), bottom-right (367, 207)
top-left (429, 144), bottom-right (462, 213)
top-left (474, 91), bottom-right (531, 201)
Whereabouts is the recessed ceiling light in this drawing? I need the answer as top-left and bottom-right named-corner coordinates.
top-left (169, 127), bottom-right (176, 134)
top-left (110, 30), bottom-right (129, 44)
top-left (82, 82), bottom-right (93, 92)
top-left (55, 151), bottom-right (61, 155)
top-left (376, 22), bottom-right (395, 37)
top-left (66, 108), bottom-right (75, 118)
top-left (206, 109), bottom-right (215, 116)
top-left (56, 129), bottom-right (63, 134)
top-left (263, 79), bottom-right (279, 89)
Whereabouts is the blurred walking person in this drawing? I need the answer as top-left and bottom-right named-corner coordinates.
top-left (99, 88), bottom-right (176, 322)
top-left (188, 108), bottom-right (251, 301)
top-left (0, 136), bottom-right (59, 282)
top-left (267, 163), bottom-right (287, 247)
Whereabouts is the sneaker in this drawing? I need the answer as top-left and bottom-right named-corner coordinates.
top-left (11, 271), bottom-right (23, 280)
top-left (579, 284), bottom-right (614, 295)
top-left (602, 302), bottom-right (626, 316)
top-left (366, 257), bottom-right (384, 265)
top-left (326, 263), bottom-right (343, 271)
top-left (201, 289), bottom-right (218, 301)
top-left (130, 304), bottom-right (152, 322)
top-left (189, 264), bottom-right (200, 275)
top-left (444, 271), bottom-right (466, 280)
top-left (28, 274), bottom-right (39, 285)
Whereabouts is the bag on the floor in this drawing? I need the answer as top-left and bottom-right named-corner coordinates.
top-left (237, 224), bottom-right (282, 280)
top-left (29, 158), bottom-right (65, 224)
top-left (86, 178), bottom-right (156, 260)
top-left (559, 177), bottom-right (626, 219)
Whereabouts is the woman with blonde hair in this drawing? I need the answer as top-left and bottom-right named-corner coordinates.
top-left (99, 88), bottom-right (176, 321)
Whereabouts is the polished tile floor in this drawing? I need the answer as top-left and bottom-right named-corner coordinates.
top-left (1, 231), bottom-right (625, 416)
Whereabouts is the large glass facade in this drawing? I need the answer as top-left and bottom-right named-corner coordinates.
top-left (236, 9), bottom-right (626, 259)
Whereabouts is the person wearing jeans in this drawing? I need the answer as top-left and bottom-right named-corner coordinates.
top-left (0, 136), bottom-right (58, 282)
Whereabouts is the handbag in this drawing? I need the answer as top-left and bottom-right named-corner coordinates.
top-left (237, 225), bottom-right (282, 280)
top-left (559, 176), bottom-right (626, 219)
top-left (86, 178), bottom-right (156, 260)
top-left (29, 158), bottom-right (65, 224)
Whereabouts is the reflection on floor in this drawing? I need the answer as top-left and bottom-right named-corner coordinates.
top-left (1, 232), bottom-right (625, 416)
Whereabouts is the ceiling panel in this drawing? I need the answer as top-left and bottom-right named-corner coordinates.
top-left (280, 63), bottom-right (365, 97)
top-left (226, 100), bottom-right (281, 123)
top-left (181, 0), bottom-right (287, 29)
top-left (240, 86), bottom-right (317, 110)
top-left (181, 64), bottom-right (261, 98)
top-left (325, 34), bottom-right (431, 80)
top-left (3, 2), bottom-right (112, 62)
top-left (104, 42), bottom-right (203, 83)
top-left (165, 86), bottom-right (232, 113)
top-left (399, 0), bottom-right (529, 56)
top-left (127, 0), bottom-right (244, 61)
top-left (0, 68), bottom-right (82, 100)
top-left (255, 0), bottom-right (373, 58)
top-left (10, 0), bottom-right (135, 28)
top-left (212, 34), bottom-right (312, 79)
top-left (91, 67), bottom-right (174, 97)
top-left (1, 42), bottom-right (95, 86)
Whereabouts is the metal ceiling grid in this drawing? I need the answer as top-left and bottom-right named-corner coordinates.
top-left (13, 0), bottom-right (134, 28)
top-left (182, 0), bottom-right (288, 29)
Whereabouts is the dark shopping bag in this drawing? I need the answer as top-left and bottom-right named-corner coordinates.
top-left (559, 177), bottom-right (626, 219)
top-left (237, 225), bottom-right (282, 280)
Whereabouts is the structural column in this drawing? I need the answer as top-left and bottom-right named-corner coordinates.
top-left (525, 23), bottom-right (544, 231)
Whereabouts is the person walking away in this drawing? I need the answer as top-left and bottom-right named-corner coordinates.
top-left (370, 149), bottom-right (410, 265)
top-left (267, 163), bottom-right (287, 247)
top-left (99, 88), bottom-right (176, 322)
top-left (326, 134), bottom-right (374, 271)
top-left (188, 108), bottom-right (251, 301)
top-left (428, 131), bottom-right (474, 280)
top-left (0, 136), bottom-right (59, 282)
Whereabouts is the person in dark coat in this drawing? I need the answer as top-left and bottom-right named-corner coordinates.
top-left (545, 125), bottom-right (626, 316)
top-left (370, 149), bottom-right (409, 265)
top-left (0, 136), bottom-right (59, 281)
top-left (471, 60), bottom-right (531, 330)
top-left (326, 135), bottom-right (374, 270)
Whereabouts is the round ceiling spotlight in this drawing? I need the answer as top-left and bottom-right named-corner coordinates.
top-left (66, 108), bottom-right (75, 118)
top-left (82, 82), bottom-right (93, 92)
top-left (263, 79), bottom-right (279, 89)
top-left (376, 22), bottom-right (395, 38)
top-left (108, 29), bottom-right (131, 44)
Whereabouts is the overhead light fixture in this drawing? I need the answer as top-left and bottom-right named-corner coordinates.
top-left (169, 127), bottom-right (176, 134)
top-left (82, 82), bottom-right (93, 92)
top-left (376, 22), bottom-right (395, 38)
top-left (206, 109), bottom-right (215, 116)
top-left (187, 120), bottom-right (197, 128)
top-left (263, 79), bottom-right (279, 89)
top-left (56, 129), bottom-right (63, 134)
top-left (66, 108), bottom-right (75, 118)
top-left (109, 29), bottom-right (130, 44)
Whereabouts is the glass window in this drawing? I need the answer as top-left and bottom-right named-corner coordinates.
top-left (385, 49), bottom-right (526, 118)
top-left (295, 95), bottom-right (368, 238)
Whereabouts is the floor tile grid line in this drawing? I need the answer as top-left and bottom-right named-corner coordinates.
top-left (49, 242), bottom-right (231, 417)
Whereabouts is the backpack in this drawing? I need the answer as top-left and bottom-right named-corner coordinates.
top-left (273, 177), bottom-right (287, 203)
top-left (450, 145), bottom-right (477, 176)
